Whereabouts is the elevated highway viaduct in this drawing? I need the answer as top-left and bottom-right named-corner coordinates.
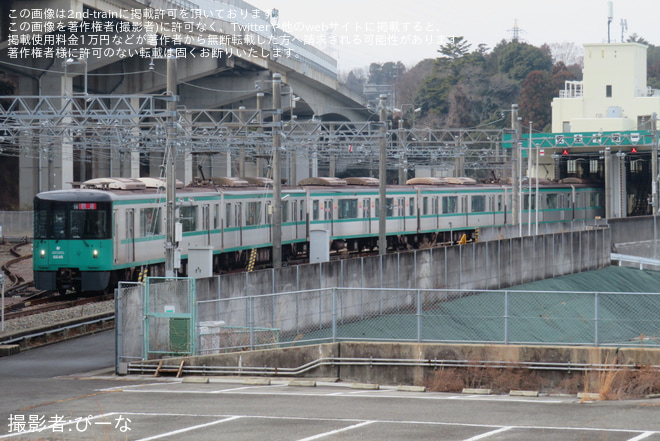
top-left (0, 0), bottom-right (373, 206)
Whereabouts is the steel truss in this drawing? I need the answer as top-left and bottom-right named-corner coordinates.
top-left (0, 95), bottom-right (511, 172)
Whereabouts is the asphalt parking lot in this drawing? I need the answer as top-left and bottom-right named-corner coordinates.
top-left (1, 331), bottom-right (660, 440)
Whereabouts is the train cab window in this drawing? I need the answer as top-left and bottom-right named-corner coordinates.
top-left (53, 209), bottom-right (66, 239)
top-left (246, 201), bottom-right (262, 226)
top-left (338, 199), bottom-right (358, 219)
top-left (471, 195), bottom-right (486, 213)
top-left (180, 205), bottom-right (197, 232)
top-left (312, 200), bottom-right (319, 221)
top-left (409, 197), bottom-right (415, 216)
top-left (71, 206), bottom-right (109, 239)
top-left (140, 207), bottom-right (161, 236)
top-left (442, 196), bottom-right (457, 214)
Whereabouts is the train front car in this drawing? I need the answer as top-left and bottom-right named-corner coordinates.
top-left (33, 190), bottom-right (115, 294)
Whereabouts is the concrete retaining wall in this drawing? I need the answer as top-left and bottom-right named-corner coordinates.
top-left (198, 228), bottom-right (611, 307)
top-left (131, 341), bottom-right (660, 389)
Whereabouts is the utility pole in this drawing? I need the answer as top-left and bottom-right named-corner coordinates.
top-left (256, 92), bottom-right (265, 177)
top-left (378, 94), bottom-right (388, 255)
top-left (165, 49), bottom-right (179, 278)
top-left (511, 104), bottom-right (519, 228)
top-left (652, 113), bottom-right (658, 261)
top-left (272, 73), bottom-right (282, 269)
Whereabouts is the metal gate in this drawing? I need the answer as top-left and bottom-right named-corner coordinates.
top-left (144, 277), bottom-right (196, 359)
top-left (115, 281), bottom-right (144, 374)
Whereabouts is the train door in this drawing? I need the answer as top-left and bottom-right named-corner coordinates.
top-left (125, 209), bottom-right (135, 263)
top-left (362, 197), bottom-right (371, 234)
top-left (202, 204), bottom-right (210, 245)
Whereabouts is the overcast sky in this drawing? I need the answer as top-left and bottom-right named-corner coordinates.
top-left (246, 0), bottom-right (658, 72)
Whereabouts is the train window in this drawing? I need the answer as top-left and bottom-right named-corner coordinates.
top-left (433, 197), bottom-right (439, 215)
top-left (282, 200), bottom-right (289, 223)
top-left (497, 195), bottom-right (503, 212)
top-left (140, 208), bottom-right (161, 236)
top-left (246, 202), bottom-right (262, 226)
top-left (546, 194), bottom-right (557, 209)
top-left (471, 195), bottom-right (486, 213)
top-left (214, 204), bottom-right (220, 230)
top-left (235, 203), bottom-right (242, 226)
top-left (442, 196), bottom-right (457, 214)
top-left (362, 198), bottom-right (371, 218)
top-left (226, 203), bottom-right (232, 228)
top-left (338, 199), bottom-right (358, 219)
top-left (422, 197), bottom-right (428, 215)
top-left (312, 200), bottom-right (319, 220)
top-left (409, 197), bottom-right (415, 216)
top-left (523, 195), bottom-right (536, 210)
top-left (265, 201), bottom-right (272, 224)
top-left (387, 198), bottom-right (394, 217)
top-left (34, 209), bottom-right (48, 239)
top-left (324, 200), bottom-right (333, 220)
top-left (180, 206), bottom-right (197, 232)
top-left (299, 200), bottom-right (305, 222)
top-left (590, 192), bottom-right (600, 208)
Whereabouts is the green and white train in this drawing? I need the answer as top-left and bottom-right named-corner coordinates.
top-left (33, 176), bottom-right (604, 293)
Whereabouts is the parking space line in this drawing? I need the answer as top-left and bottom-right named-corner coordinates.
top-left (295, 421), bottom-right (375, 441)
top-left (134, 416), bottom-right (242, 441)
top-left (463, 426), bottom-right (513, 440)
top-left (627, 432), bottom-right (655, 441)
top-left (209, 385), bottom-right (287, 394)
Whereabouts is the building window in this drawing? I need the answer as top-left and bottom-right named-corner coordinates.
top-left (606, 85), bottom-right (612, 97)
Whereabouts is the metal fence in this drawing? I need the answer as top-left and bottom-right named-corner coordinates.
top-left (0, 211), bottom-right (32, 239)
top-left (196, 288), bottom-right (660, 353)
top-left (116, 278), bottom-right (196, 372)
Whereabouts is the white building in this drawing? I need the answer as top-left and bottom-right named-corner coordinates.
top-left (552, 42), bottom-right (660, 133)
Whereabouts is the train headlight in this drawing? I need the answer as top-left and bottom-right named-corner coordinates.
top-left (40, 249), bottom-right (45, 258)
top-left (93, 249), bottom-right (98, 259)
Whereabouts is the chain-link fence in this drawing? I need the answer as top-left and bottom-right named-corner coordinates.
top-left (196, 288), bottom-right (660, 353)
top-left (0, 211), bottom-right (32, 239)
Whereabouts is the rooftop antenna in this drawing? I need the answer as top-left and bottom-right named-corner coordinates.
top-left (607, 1), bottom-right (613, 43)
top-left (620, 18), bottom-right (628, 42)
